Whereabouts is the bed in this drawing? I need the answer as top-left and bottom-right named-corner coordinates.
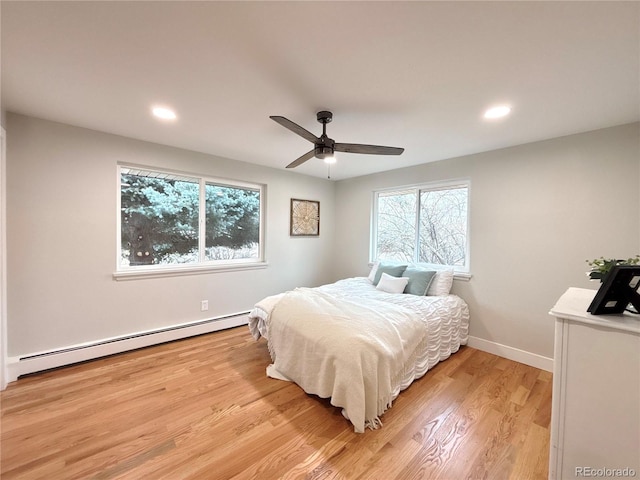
top-left (248, 267), bottom-right (469, 433)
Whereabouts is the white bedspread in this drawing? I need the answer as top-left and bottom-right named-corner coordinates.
top-left (248, 277), bottom-right (469, 433)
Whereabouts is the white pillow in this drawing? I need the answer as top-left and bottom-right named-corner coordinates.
top-left (367, 262), bottom-right (379, 283)
top-left (376, 272), bottom-right (409, 294)
top-left (427, 268), bottom-right (454, 296)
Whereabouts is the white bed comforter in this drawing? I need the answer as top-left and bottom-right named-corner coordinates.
top-left (248, 277), bottom-right (469, 433)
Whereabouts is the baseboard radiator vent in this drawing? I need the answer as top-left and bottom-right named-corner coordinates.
top-left (7, 311), bottom-right (250, 383)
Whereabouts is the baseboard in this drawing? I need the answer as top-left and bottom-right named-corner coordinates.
top-left (467, 336), bottom-right (554, 372)
top-left (6, 312), bottom-right (250, 383)
top-left (6, 320), bottom-right (553, 384)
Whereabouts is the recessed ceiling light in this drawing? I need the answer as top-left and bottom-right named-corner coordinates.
top-left (484, 105), bottom-right (511, 119)
top-left (152, 107), bottom-right (177, 120)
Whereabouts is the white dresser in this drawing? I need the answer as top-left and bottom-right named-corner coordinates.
top-left (549, 288), bottom-right (640, 479)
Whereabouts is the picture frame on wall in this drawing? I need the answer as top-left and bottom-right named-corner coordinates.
top-left (290, 198), bottom-right (320, 236)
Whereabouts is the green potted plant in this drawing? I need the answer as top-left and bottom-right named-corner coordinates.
top-left (586, 255), bottom-right (640, 281)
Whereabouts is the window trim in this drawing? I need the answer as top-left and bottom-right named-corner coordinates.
top-left (115, 164), bottom-right (266, 279)
top-left (112, 261), bottom-right (268, 281)
top-left (371, 178), bottom-right (471, 273)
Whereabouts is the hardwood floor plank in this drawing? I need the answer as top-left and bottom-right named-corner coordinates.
top-left (509, 423), bottom-right (550, 480)
top-left (1, 327), bottom-right (551, 479)
top-left (90, 439), bottom-right (176, 480)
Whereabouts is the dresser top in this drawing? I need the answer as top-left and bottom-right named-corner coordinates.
top-left (550, 287), bottom-right (640, 334)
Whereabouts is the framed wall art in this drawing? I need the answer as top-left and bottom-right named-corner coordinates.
top-left (290, 198), bottom-right (320, 236)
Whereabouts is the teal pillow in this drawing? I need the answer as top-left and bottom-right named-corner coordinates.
top-left (403, 267), bottom-right (437, 295)
top-left (373, 262), bottom-right (407, 285)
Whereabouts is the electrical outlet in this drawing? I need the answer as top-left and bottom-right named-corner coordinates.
top-left (201, 300), bottom-right (209, 311)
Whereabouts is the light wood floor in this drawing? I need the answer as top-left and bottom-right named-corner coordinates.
top-left (1, 326), bottom-right (552, 480)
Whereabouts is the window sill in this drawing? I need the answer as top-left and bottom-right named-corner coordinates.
top-left (454, 272), bottom-right (472, 282)
top-left (113, 261), bottom-right (268, 281)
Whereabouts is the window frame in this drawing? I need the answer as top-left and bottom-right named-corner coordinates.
top-left (371, 179), bottom-right (470, 274)
top-left (114, 164), bottom-right (266, 281)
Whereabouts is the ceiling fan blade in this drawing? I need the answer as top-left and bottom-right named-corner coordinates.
top-left (334, 143), bottom-right (404, 155)
top-left (286, 149), bottom-right (316, 169)
top-left (270, 116), bottom-right (319, 144)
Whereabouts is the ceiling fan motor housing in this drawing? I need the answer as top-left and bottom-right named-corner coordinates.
top-left (315, 111), bottom-right (335, 158)
top-left (315, 134), bottom-right (335, 159)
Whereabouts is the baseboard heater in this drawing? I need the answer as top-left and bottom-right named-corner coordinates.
top-left (7, 311), bottom-right (250, 383)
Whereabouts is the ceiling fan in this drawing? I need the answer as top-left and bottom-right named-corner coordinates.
top-left (270, 111), bottom-right (404, 169)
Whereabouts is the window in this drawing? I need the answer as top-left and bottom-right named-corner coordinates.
top-left (373, 181), bottom-right (469, 270)
top-left (118, 166), bottom-right (263, 273)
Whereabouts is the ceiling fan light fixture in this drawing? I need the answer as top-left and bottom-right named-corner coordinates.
top-left (315, 145), bottom-right (334, 160)
top-left (324, 155), bottom-right (337, 164)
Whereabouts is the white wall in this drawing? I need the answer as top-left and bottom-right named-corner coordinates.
top-left (6, 113), bottom-right (336, 357)
top-left (6, 114), bottom-right (639, 370)
top-left (0, 5), bottom-right (6, 389)
top-left (1, 126), bottom-right (6, 389)
top-left (334, 123), bottom-right (640, 361)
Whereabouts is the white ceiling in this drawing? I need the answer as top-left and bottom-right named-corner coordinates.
top-left (2, 1), bottom-right (639, 180)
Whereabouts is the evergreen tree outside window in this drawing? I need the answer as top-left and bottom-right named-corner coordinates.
top-left (205, 183), bottom-right (260, 261)
top-left (119, 167), bottom-right (262, 269)
top-left (373, 181), bottom-right (469, 270)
